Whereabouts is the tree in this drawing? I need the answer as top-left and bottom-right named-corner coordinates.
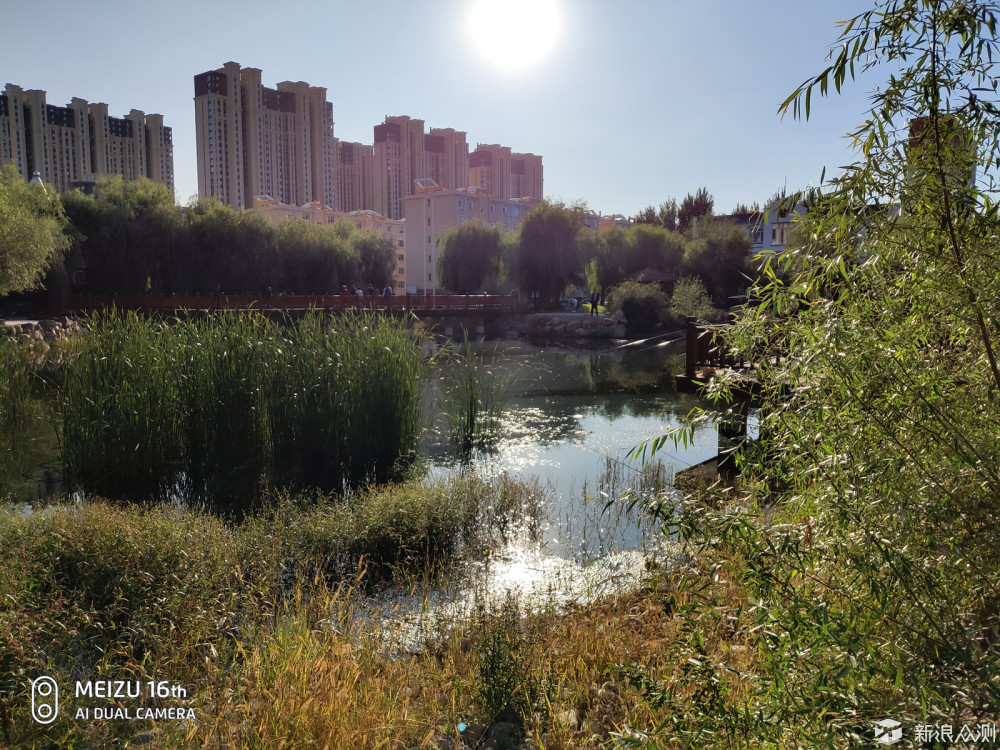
top-left (353, 231), bottom-right (395, 290)
top-left (670, 276), bottom-right (714, 320)
top-left (680, 217), bottom-right (751, 304)
top-left (634, 198), bottom-right (679, 231)
top-left (63, 176), bottom-right (181, 293)
top-left (0, 164), bottom-right (70, 296)
top-left (677, 186), bottom-right (713, 232)
top-left (437, 219), bottom-right (503, 293)
top-left (517, 202), bottom-right (584, 304)
top-left (622, 2), bottom-right (1000, 746)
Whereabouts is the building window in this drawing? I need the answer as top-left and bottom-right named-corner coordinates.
top-left (397, 253), bottom-right (405, 261)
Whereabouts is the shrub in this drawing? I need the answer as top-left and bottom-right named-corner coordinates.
top-left (607, 281), bottom-right (671, 332)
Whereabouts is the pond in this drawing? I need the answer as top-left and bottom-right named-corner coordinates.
top-left (373, 336), bottom-right (728, 651)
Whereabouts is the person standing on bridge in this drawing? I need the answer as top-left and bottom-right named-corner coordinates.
top-left (590, 290), bottom-right (600, 316)
top-left (382, 283), bottom-right (393, 296)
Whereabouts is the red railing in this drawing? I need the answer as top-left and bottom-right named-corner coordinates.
top-left (65, 293), bottom-right (522, 316)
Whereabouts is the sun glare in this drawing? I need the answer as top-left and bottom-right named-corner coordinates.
top-left (467, 0), bottom-right (561, 71)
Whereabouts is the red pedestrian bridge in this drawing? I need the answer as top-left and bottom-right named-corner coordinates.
top-left (65, 292), bottom-right (522, 318)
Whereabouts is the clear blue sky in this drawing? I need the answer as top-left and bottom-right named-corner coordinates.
top-left (4, 0), bottom-right (880, 215)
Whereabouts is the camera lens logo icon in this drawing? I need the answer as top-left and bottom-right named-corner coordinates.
top-left (31, 677), bottom-right (59, 724)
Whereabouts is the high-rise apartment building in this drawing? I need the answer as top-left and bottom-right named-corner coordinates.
top-left (0, 83), bottom-right (173, 193)
top-left (424, 127), bottom-right (468, 191)
top-left (373, 115), bottom-right (428, 220)
top-left (468, 144), bottom-right (511, 200)
top-left (194, 62), bottom-right (336, 210)
top-left (510, 152), bottom-right (543, 201)
top-left (335, 139), bottom-right (374, 212)
top-left (468, 145), bottom-right (543, 200)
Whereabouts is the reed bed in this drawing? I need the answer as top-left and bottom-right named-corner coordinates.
top-left (0, 336), bottom-right (36, 494)
top-left (60, 310), bottom-right (422, 514)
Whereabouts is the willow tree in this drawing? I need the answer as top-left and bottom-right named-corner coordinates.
top-left (0, 164), bottom-right (69, 296)
top-left (624, 3), bottom-right (1000, 747)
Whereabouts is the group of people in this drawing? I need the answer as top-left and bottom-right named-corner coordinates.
top-left (340, 283), bottom-right (395, 297)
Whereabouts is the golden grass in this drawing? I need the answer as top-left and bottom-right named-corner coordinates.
top-left (175, 570), bottom-right (752, 750)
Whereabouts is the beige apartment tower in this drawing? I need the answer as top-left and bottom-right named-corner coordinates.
top-left (373, 115), bottom-right (428, 220)
top-left (0, 83), bottom-right (173, 193)
top-left (194, 62), bottom-right (336, 210)
top-left (335, 139), bottom-right (374, 212)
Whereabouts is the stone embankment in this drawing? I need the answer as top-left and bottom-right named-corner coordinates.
top-left (508, 310), bottom-right (627, 340)
top-left (4, 316), bottom-right (82, 343)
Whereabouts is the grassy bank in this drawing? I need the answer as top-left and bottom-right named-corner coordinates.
top-left (0, 474), bottom-right (577, 747)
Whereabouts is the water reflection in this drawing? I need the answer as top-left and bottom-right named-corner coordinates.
top-left (425, 339), bottom-right (718, 562)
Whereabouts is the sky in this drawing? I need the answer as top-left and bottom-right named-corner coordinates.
top-left (4, 0), bottom-right (882, 216)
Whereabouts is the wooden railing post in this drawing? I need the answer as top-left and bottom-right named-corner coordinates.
top-left (686, 316), bottom-right (698, 379)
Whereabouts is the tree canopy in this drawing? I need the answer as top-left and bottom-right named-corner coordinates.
top-left (517, 202), bottom-right (585, 303)
top-left (437, 219), bottom-right (503, 293)
top-left (0, 164), bottom-right (71, 296)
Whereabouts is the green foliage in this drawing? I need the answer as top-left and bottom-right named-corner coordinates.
top-left (681, 217), bottom-right (752, 304)
top-left (634, 198), bottom-right (680, 231)
top-left (438, 219), bottom-right (504, 293)
top-left (354, 230), bottom-right (395, 289)
top-left (0, 337), bottom-right (36, 497)
top-left (473, 595), bottom-right (533, 724)
top-left (0, 163), bottom-right (71, 295)
top-left (677, 187), bottom-right (714, 233)
top-left (518, 201), bottom-right (585, 303)
top-left (61, 311), bottom-right (422, 514)
top-left (607, 281), bottom-right (671, 332)
top-left (60, 182), bottom-right (392, 294)
top-left (587, 224), bottom-right (685, 293)
top-left (670, 276), bottom-right (715, 320)
top-left (624, 1), bottom-right (1000, 747)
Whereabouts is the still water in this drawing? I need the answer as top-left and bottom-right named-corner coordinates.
top-left (374, 337), bottom-right (724, 650)
top-left (424, 338), bottom-right (719, 560)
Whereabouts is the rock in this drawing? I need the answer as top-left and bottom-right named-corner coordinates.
top-left (507, 330), bottom-right (520, 339)
top-left (487, 721), bottom-right (523, 749)
top-left (460, 721), bottom-right (487, 746)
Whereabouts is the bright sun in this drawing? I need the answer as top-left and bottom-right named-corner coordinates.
top-left (467, 0), bottom-right (561, 71)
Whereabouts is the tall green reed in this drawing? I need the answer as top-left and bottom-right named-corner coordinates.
top-left (0, 336), bottom-right (36, 497)
top-left (440, 336), bottom-right (509, 458)
top-left (61, 310), bottom-right (423, 514)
